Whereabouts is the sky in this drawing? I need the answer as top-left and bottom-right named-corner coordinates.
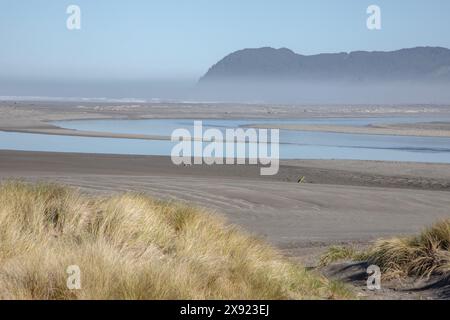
top-left (1, 0), bottom-right (450, 95)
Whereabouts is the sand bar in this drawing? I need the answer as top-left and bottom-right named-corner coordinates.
top-left (2, 101), bottom-right (450, 139)
top-left (248, 123), bottom-right (450, 137)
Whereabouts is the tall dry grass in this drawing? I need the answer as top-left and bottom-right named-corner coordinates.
top-left (366, 220), bottom-right (450, 279)
top-left (319, 220), bottom-right (450, 280)
top-left (0, 181), bottom-right (350, 300)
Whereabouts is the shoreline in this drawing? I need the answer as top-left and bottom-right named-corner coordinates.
top-left (2, 149), bottom-right (450, 182)
top-left (248, 123), bottom-right (450, 137)
top-left (0, 127), bottom-right (172, 141)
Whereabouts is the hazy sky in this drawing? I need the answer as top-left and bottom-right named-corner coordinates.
top-left (1, 0), bottom-right (450, 81)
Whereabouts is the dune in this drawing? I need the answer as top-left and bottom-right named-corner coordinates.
top-left (0, 181), bottom-right (351, 300)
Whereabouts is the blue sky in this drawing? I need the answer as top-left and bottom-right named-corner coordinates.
top-left (1, 0), bottom-right (450, 81)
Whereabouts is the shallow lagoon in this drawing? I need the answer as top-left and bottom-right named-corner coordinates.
top-left (1, 117), bottom-right (450, 163)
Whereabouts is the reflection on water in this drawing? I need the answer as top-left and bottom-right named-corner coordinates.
top-left (1, 117), bottom-right (450, 163)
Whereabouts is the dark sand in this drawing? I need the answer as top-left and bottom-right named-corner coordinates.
top-left (2, 151), bottom-right (450, 255)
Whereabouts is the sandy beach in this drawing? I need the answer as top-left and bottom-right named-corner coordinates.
top-left (2, 150), bottom-right (450, 261)
top-left (1, 101), bottom-right (450, 261)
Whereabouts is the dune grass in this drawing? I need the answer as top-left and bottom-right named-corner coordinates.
top-left (365, 220), bottom-right (450, 279)
top-left (319, 220), bottom-right (450, 280)
top-left (0, 181), bottom-right (351, 300)
top-left (318, 246), bottom-right (362, 267)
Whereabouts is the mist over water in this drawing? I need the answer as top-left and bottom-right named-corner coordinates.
top-left (0, 78), bottom-right (197, 102)
top-left (2, 77), bottom-right (450, 104)
top-left (196, 80), bottom-right (450, 104)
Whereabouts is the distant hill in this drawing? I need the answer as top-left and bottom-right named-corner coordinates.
top-left (199, 47), bottom-right (450, 83)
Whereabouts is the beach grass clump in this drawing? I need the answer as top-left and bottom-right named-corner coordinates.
top-left (0, 181), bottom-right (351, 300)
top-left (318, 246), bottom-right (364, 267)
top-left (365, 220), bottom-right (450, 279)
top-left (319, 220), bottom-right (450, 280)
